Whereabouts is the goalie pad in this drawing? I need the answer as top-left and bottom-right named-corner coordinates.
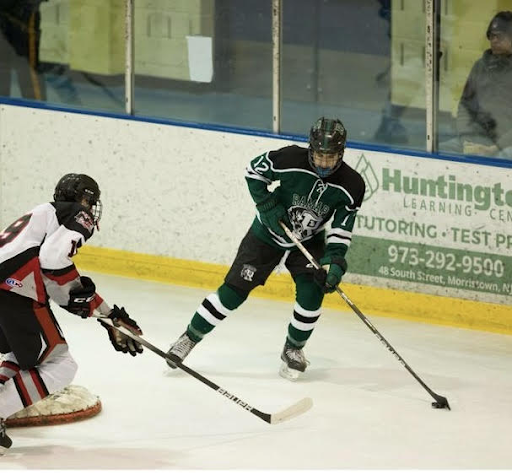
top-left (6, 385), bottom-right (102, 428)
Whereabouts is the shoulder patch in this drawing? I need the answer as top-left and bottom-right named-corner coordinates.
top-left (74, 210), bottom-right (95, 233)
top-left (52, 202), bottom-right (95, 239)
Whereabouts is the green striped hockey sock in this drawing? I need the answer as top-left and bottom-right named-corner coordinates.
top-left (187, 283), bottom-right (247, 342)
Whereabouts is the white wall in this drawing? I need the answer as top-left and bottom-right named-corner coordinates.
top-left (0, 105), bottom-right (292, 263)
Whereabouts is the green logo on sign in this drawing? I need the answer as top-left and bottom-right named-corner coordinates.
top-left (355, 154), bottom-right (379, 202)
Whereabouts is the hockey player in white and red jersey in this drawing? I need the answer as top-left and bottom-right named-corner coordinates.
top-left (0, 173), bottom-right (143, 454)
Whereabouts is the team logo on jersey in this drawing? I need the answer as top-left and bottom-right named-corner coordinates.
top-left (289, 206), bottom-right (323, 240)
top-left (75, 211), bottom-right (94, 233)
top-left (241, 264), bottom-right (257, 282)
top-left (5, 278), bottom-right (23, 288)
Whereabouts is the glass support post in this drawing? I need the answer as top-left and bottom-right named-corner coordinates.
top-left (425, 0), bottom-right (440, 152)
top-left (272, 0), bottom-right (282, 134)
top-left (125, 0), bottom-right (134, 115)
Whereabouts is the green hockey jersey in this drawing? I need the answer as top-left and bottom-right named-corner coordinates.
top-left (246, 145), bottom-right (365, 259)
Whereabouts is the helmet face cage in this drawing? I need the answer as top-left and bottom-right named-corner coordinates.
top-left (88, 199), bottom-right (103, 226)
top-left (54, 173), bottom-right (102, 225)
top-left (308, 118), bottom-right (347, 178)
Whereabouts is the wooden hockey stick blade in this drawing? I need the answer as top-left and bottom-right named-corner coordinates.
top-left (96, 316), bottom-right (313, 424)
top-left (269, 397), bottom-right (313, 424)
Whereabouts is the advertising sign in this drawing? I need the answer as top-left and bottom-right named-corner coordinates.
top-left (344, 149), bottom-right (512, 304)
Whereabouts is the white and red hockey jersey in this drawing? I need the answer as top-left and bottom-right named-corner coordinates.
top-left (0, 202), bottom-right (107, 315)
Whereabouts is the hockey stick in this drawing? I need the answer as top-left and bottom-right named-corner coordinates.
top-left (97, 316), bottom-right (313, 424)
top-left (280, 222), bottom-right (451, 410)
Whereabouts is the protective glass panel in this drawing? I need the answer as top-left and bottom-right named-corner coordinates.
top-left (438, 1), bottom-right (512, 162)
top-left (133, 0), bottom-right (272, 131)
top-left (0, 0), bottom-right (125, 113)
top-left (280, 0), bottom-right (427, 151)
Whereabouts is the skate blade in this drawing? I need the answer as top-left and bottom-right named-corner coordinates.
top-left (279, 362), bottom-right (303, 381)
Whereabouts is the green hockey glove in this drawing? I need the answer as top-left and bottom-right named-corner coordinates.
top-left (314, 256), bottom-right (347, 293)
top-left (256, 194), bottom-right (290, 236)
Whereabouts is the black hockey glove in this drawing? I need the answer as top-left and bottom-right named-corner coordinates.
top-left (64, 276), bottom-right (97, 318)
top-left (256, 194), bottom-right (290, 237)
top-left (99, 305), bottom-right (143, 357)
top-left (314, 256), bottom-right (347, 293)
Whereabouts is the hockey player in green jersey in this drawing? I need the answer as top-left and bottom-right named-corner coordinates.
top-left (167, 118), bottom-right (366, 380)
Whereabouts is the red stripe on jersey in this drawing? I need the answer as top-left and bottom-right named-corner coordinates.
top-left (42, 265), bottom-right (79, 285)
top-left (32, 302), bottom-right (66, 363)
top-left (0, 361), bottom-right (20, 373)
top-left (0, 374), bottom-right (9, 383)
top-left (30, 368), bottom-right (49, 398)
top-left (14, 374), bottom-right (32, 407)
top-left (2, 256), bottom-right (46, 303)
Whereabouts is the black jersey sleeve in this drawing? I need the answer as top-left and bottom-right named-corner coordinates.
top-left (325, 164), bottom-right (366, 259)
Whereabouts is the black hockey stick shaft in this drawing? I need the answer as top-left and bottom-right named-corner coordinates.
top-left (280, 222), bottom-right (450, 410)
top-left (97, 316), bottom-right (312, 423)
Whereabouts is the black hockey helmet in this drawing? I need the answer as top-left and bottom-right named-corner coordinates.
top-left (54, 173), bottom-right (102, 225)
top-left (308, 117), bottom-right (347, 178)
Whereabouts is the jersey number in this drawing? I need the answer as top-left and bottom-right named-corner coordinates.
top-left (0, 214), bottom-right (32, 248)
top-left (68, 240), bottom-right (79, 258)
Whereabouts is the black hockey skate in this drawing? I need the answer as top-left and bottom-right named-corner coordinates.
top-left (166, 332), bottom-right (197, 369)
top-left (279, 340), bottom-right (310, 381)
top-left (0, 418), bottom-right (12, 455)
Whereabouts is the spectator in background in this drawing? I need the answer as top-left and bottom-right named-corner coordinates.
top-left (443, 11), bottom-right (512, 160)
top-left (0, 0), bottom-right (47, 100)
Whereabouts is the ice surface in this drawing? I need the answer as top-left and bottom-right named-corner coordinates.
top-left (2, 271), bottom-right (512, 470)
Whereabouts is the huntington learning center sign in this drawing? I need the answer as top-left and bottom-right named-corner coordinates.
top-left (344, 149), bottom-right (512, 305)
